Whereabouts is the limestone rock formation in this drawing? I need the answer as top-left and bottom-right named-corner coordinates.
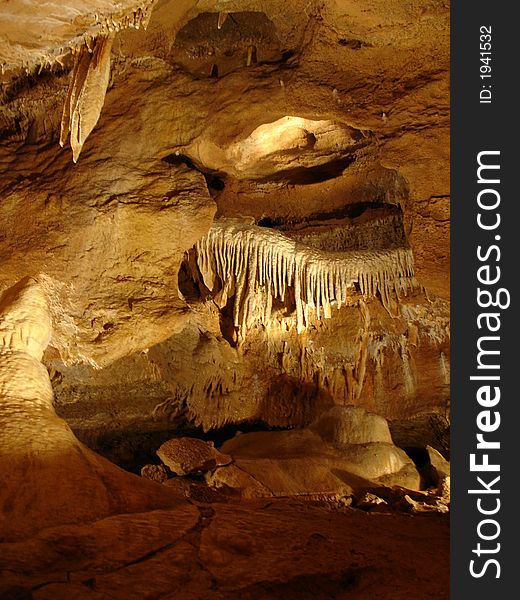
top-left (0, 0), bottom-right (449, 453)
top-left (401, 493), bottom-right (449, 514)
top-left (195, 218), bottom-right (416, 334)
top-left (60, 33), bottom-right (115, 162)
top-left (208, 426), bottom-right (420, 499)
top-left (157, 437), bottom-right (232, 475)
top-left (357, 492), bottom-right (389, 512)
top-left (0, 278), bottom-right (188, 541)
top-left (186, 116), bottom-right (366, 180)
top-left (426, 444), bottom-right (450, 484)
top-left (311, 405), bottom-right (393, 445)
top-left (425, 445), bottom-right (450, 503)
top-left (0, 0), bottom-right (163, 73)
top-left (0, 1), bottom-right (450, 596)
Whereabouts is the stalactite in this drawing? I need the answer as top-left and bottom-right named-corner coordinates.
top-left (399, 335), bottom-right (417, 398)
top-left (439, 351), bottom-right (449, 385)
top-left (195, 220), bottom-right (417, 336)
top-left (60, 34), bottom-right (114, 162)
top-left (217, 12), bottom-right (228, 30)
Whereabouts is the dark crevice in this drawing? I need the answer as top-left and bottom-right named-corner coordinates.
top-left (178, 248), bottom-right (213, 305)
top-left (281, 49), bottom-right (296, 62)
top-left (162, 152), bottom-right (198, 169)
top-left (162, 152), bottom-right (226, 192)
top-left (257, 216), bottom-right (280, 228)
top-left (178, 259), bottom-right (202, 303)
top-left (260, 156), bottom-right (355, 185)
top-left (207, 174), bottom-right (225, 190)
top-left (403, 446), bottom-right (429, 469)
top-left (219, 295), bottom-right (238, 347)
top-left (257, 202), bottom-right (402, 230)
top-left (403, 446), bottom-right (437, 489)
top-left (76, 420), bottom-right (289, 474)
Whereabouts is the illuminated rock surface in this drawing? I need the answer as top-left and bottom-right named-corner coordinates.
top-left (157, 436), bottom-right (232, 475)
top-left (208, 427), bottom-right (421, 498)
top-left (0, 278), bottom-right (190, 542)
top-left (0, 0), bottom-right (449, 597)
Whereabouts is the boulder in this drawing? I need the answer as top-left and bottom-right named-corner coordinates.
top-left (141, 464), bottom-right (169, 483)
top-left (157, 437), bottom-right (232, 476)
top-left (337, 442), bottom-right (417, 482)
top-left (356, 492), bottom-right (388, 512)
top-left (206, 464), bottom-right (272, 499)
top-left (209, 428), bottom-right (420, 499)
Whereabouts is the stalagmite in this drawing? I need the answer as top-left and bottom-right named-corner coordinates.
top-left (0, 277), bottom-right (183, 541)
top-left (0, 277), bottom-right (57, 457)
top-left (195, 220), bottom-right (417, 335)
top-left (60, 34), bottom-right (115, 162)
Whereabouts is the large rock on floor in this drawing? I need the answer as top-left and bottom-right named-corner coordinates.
top-left (208, 428), bottom-right (420, 499)
top-left (157, 437), bottom-right (232, 475)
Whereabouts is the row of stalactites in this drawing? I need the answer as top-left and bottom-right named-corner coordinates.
top-left (194, 221), bottom-right (417, 334)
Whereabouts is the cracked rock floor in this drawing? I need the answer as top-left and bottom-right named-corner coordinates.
top-left (0, 497), bottom-right (449, 599)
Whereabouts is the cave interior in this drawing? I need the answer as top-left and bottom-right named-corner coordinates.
top-left (0, 1), bottom-right (450, 598)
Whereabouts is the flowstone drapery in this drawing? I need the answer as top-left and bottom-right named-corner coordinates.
top-left (195, 220), bottom-right (417, 334)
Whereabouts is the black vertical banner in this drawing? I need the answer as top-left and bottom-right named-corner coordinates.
top-left (452, 2), bottom-right (517, 598)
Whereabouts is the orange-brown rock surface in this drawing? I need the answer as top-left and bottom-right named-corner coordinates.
top-left (1, 0), bottom-right (449, 440)
top-left (157, 436), bottom-right (232, 474)
top-left (0, 278), bottom-right (190, 542)
top-left (0, 1), bottom-right (450, 597)
top-left (206, 407), bottom-right (423, 499)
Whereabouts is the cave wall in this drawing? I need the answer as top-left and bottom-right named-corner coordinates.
top-left (0, 0), bottom-right (450, 458)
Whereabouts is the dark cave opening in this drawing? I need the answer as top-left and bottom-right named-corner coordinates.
top-left (162, 152), bottom-right (226, 193)
top-left (257, 201), bottom-right (403, 230)
top-left (178, 258), bottom-right (203, 303)
top-left (206, 174), bottom-right (225, 190)
top-left (218, 296), bottom-right (239, 347)
top-left (403, 446), bottom-right (437, 489)
top-left (81, 420), bottom-right (289, 475)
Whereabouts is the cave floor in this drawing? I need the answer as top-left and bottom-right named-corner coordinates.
top-left (1, 497), bottom-right (449, 600)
